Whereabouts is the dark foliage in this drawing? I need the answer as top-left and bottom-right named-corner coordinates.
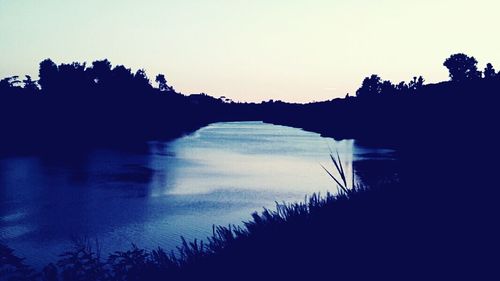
top-left (443, 53), bottom-right (482, 82)
top-left (1, 53), bottom-right (498, 154)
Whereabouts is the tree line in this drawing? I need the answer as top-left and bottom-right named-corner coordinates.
top-left (0, 53), bottom-right (499, 153)
top-left (1, 53), bottom-right (498, 100)
top-left (1, 59), bottom-right (176, 97)
top-left (355, 53), bottom-right (498, 98)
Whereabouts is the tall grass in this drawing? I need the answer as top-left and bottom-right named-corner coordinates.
top-left (1, 191), bottom-right (370, 281)
top-left (321, 149), bottom-right (363, 196)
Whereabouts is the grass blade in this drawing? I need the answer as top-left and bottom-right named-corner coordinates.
top-left (320, 164), bottom-right (349, 194)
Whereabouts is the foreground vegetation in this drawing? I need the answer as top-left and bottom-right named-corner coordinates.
top-left (1, 185), bottom-right (389, 281)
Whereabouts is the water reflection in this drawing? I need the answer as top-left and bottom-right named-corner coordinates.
top-left (0, 121), bottom-right (395, 267)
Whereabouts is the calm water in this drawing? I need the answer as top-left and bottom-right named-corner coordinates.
top-left (0, 121), bottom-right (394, 267)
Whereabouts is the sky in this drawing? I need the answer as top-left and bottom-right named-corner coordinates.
top-left (1, 0), bottom-right (499, 103)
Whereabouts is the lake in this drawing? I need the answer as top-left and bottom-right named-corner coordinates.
top-left (0, 121), bottom-right (395, 267)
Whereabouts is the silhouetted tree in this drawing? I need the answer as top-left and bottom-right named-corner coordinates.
top-left (155, 74), bottom-right (169, 91)
top-left (0, 78), bottom-right (8, 92)
top-left (380, 80), bottom-right (397, 96)
top-left (396, 81), bottom-right (409, 92)
top-left (0, 76), bottom-right (21, 90)
top-left (356, 75), bottom-right (382, 98)
top-left (38, 59), bottom-right (58, 91)
top-left (483, 63), bottom-right (496, 79)
top-left (57, 62), bottom-right (89, 94)
top-left (22, 75), bottom-right (39, 91)
top-left (408, 76), bottom-right (425, 91)
top-left (110, 65), bottom-right (135, 94)
top-left (417, 76), bottom-right (425, 87)
top-left (134, 69), bottom-right (151, 91)
top-left (90, 59), bottom-right (112, 86)
top-left (443, 53), bottom-right (481, 82)
top-left (112, 65), bottom-right (134, 81)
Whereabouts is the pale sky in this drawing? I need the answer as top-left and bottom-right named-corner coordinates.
top-left (1, 0), bottom-right (499, 102)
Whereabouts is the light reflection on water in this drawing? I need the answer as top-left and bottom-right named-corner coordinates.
top-left (0, 121), bottom-right (394, 267)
